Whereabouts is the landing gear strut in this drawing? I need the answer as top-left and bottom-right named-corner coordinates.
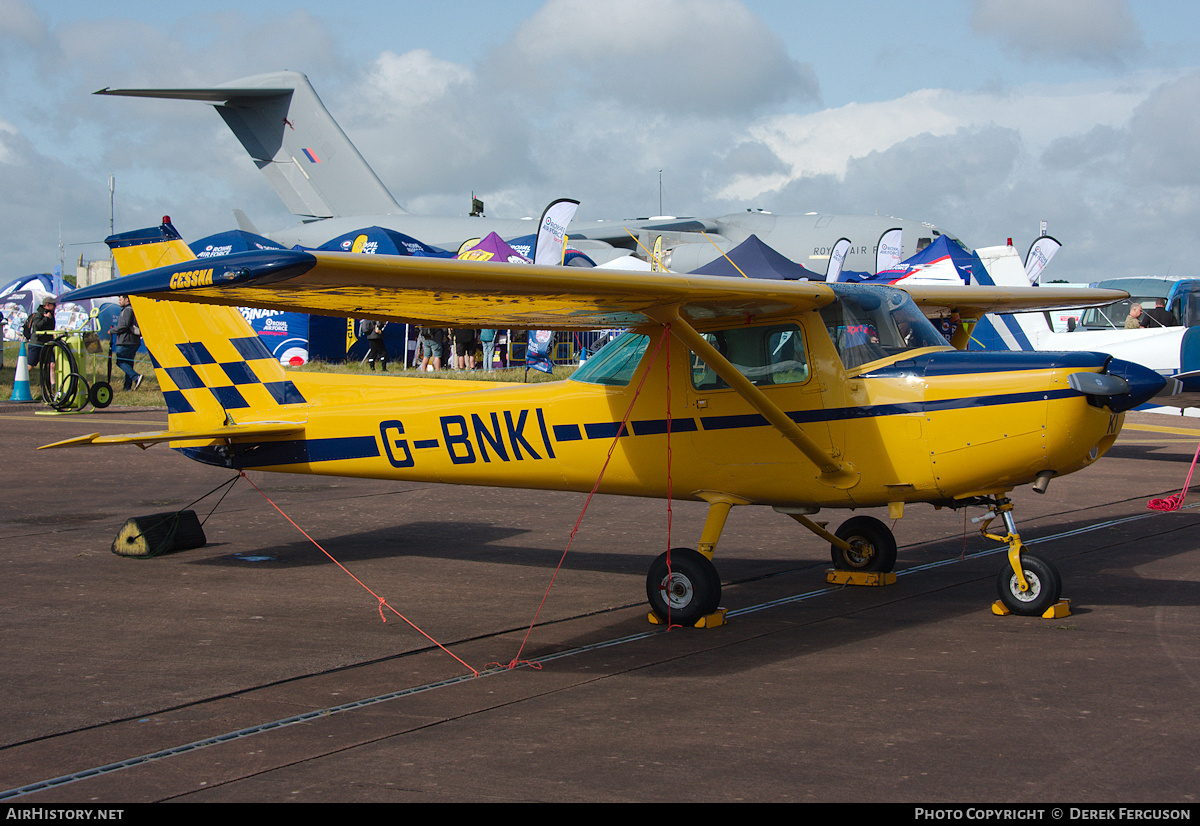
top-left (976, 496), bottom-right (1066, 617)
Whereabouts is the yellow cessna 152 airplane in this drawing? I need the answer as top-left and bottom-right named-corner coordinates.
top-left (48, 221), bottom-right (1164, 625)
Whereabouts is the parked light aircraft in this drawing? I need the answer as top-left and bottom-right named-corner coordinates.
top-left (958, 248), bottom-right (1200, 410)
top-left (44, 220), bottom-right (1163, 625)
top-left (96, 71), bottom-right (957, 275)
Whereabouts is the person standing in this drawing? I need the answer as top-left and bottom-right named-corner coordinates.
top-left (480, 329), bottom-right (497, 371)
top-left (24, 296), bottom-right (56, 369)
top-left (454, 328), bottom-right (477, 370)
top-left (1139, 298), bottom-right (1178, 328)
top-left (112, 295), bottom-right (142, 390)
top-left (360, 319), bottom-right (388, 371)
top-left (1124, 304), bottom-right (1143, 329)
top-left (417, 327), bottom-right (444, 372)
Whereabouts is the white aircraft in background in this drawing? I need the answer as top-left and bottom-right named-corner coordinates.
top-left (97, 71), bottom-right (959, 275)
top-left (963, 247), bottom-right (1200, 413)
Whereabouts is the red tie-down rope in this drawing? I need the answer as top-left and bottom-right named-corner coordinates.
top-left (1147, 439), bottom-right (1200, 511)
top-left (240, 470), bottom-right (480, 677)
top-left (501, 324), bottom-right (674, 669)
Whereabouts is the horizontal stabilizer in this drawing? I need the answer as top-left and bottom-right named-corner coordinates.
top-left (96, 71), bottom-right (401, 219)
top-left (38, 421), bottom-right (305, 451)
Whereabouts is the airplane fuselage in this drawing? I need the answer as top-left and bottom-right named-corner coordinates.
top-left (176, 321), bottom-right (1126, 511)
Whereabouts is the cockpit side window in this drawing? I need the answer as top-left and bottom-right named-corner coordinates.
top-left (690, 323), bottom-right (810, 391)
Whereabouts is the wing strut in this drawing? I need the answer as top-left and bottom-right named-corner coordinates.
top-left (649, 307), bottom-right (859, 490)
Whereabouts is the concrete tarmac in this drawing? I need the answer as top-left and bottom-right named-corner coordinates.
top-left (1, 403), bottom-right (1198, 803)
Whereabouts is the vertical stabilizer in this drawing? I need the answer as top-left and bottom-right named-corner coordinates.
top-left (106, 223), bottom-right (305, 432)
top-left (96, 71), bottom-right (403, 220)
top-left (968, 245), bottom-right (1052, 351)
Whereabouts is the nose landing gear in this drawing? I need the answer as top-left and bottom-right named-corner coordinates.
top-left (976, 496), bottom-right (1070, 618)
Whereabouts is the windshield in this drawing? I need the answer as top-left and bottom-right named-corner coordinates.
top-left (1080, 297), bottom-right (1162, 330)
top-left (1172, 282), bottom-right (1200, 327)
top-left (818, 284), bottom-right (949, 369)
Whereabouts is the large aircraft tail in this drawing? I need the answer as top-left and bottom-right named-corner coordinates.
top-left (965, 244), bottom-right (1052, 352)
top-left (107, 222), bottom-right (307, 435)
top-left (96, 71), bottom-right (402, 220)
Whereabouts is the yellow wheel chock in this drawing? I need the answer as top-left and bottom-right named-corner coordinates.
top-left (991, 599), bottom-right (1072, 618)
top-left (825, 569), bottom-right (896, 587)
top-left (647, 608), bottom-right (727, 628)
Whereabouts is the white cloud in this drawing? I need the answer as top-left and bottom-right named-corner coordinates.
top-left (717, 76), bottom-right (1164, 203)
top-left (486, 0), bottom-right (817, 115)
top-left (0, 0), bottom-right (44, 44)
top-left (1124, 71), bottom-right (1200, 186)
top-left (971, 0), bottom-right (1144, 65)
top-left (361, 50), bottom-right (472, 110)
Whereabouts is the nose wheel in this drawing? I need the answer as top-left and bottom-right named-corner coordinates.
top-left (996, 552), bottom-right (1062, 616)
top-left (978, 496), bottom-right (1069, 617)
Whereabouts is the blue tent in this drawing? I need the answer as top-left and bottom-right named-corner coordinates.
top-left (189, 230), bottom-right (286, 258)
top-left (689, 234), bottom-right (821, 280)
top-left (314, 227), bottom-right (454, 258)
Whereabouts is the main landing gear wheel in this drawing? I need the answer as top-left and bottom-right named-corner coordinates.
top-left (89, 381), bottom-right (113, 409)
top-left (646, 548), bottom-right (721, 626)
top-left (831, 515), bottom-right (897, 573)
top-left (996, 553), bottom-right (1062, 616)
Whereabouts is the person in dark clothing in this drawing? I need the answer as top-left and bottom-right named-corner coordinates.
top-left (1139, 298), bottom-right (1178, 328)
top-left (360, 319), bottom-right (388, 371)
top-left (112, 295), bottom-right (142, 390)
top-left (24, 297), bottom-right (56, 368)
top-left (453, 328), bottom-right (477, 369)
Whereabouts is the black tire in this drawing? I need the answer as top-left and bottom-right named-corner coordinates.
top-left (996, 553), bottom-right (1062, 616)
top-left (831, 515), bottom-right (897, 572)
top-left (89, 381), bottom-right (113, 409)
top-left (646, 548), bottom-right (721, 626)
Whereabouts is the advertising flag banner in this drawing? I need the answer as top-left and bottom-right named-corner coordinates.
top-left (1024, 236), bottom-right (1061, 285)
top-left (875, 228), bottom-right (903, 274)
top-left (825, 238), bottom-right (851, 282)
top-left (533, 199), bottom-right (579, 266)
top-left (526, 330), bottom-right (555, 374)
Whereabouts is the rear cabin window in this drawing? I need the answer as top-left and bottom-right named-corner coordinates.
top-left (690, 324), bottom-right (810, 391)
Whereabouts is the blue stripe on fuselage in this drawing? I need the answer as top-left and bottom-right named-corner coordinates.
top-left (174, 357), bottom-right (1091, 471)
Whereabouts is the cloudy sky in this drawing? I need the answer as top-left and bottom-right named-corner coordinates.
top-left (1, 0), bottom-right (1198, 283)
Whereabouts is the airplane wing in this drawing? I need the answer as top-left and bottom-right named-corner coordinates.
top-left (900, 285), bottom-right (1127, 320)
top-left (61, 249), bottom-right (1126, 331)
